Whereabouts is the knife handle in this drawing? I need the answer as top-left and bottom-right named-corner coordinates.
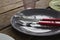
top-left (38, 21), bottom-right (60, 26)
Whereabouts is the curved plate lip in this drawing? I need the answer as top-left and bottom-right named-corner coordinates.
top-left (0, 33), bottom-right (15, 40)
top-left (11, 9), bottom-right (60, 36)
top-left (49, 1), bottom-right (60, 11)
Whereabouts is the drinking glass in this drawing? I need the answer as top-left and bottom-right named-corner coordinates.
top-left (23, 0), bottom-right (36, 9)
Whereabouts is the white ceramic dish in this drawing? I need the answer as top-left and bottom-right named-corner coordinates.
top-left (0, 33), bottom-right (15, 40)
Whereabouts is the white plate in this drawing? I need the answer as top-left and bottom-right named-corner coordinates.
top-left (49, 1), bottom-right (60, 11)
top-left (0, 33), bottom-right (15, 40)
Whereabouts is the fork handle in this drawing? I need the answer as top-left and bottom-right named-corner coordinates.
top-left (38, 21), bottom-right (60, 26)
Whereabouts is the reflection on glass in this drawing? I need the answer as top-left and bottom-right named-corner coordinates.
top-left (23, 0), bottom-right (36, 9)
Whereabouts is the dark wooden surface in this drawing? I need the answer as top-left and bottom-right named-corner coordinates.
top-left (1, 0), bottom-right (60, 40)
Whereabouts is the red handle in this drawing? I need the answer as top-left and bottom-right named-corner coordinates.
top-left (37, 21), bottom-right (60, 26)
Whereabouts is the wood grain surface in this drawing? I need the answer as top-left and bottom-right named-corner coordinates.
top-left (0, 7), bottom-right (24, 30)
top-left (0, 1), bottom-right (23, 14)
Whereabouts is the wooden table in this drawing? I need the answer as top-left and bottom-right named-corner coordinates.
top-left (0, 0), bottom-right (60, 40)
